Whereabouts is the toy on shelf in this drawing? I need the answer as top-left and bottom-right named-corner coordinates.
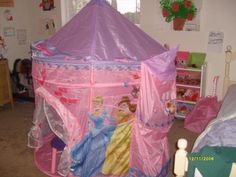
top-left (188, 52), bottom-right (206, 69)
top-left (177, 87), bottom-right (199, 102)
top-left (176, 102), bottom-right (194, 117)
top-left (175, 51), bottom-right (206, 69)
top-left (175, 51), bottom-right (207, 119)
top-left (176, 70), bottom-right (201, 86)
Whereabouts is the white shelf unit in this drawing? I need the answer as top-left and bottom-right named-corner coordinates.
top-left (175, 63), bottom-right (207, 118)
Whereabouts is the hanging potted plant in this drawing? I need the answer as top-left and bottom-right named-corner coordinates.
top-left (160, 0), bottom-right (197, 30)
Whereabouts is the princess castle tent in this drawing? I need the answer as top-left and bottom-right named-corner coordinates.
top-left (28, 0), bottom-right (177, 176)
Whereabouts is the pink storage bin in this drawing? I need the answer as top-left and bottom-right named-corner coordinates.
top-left (175, 51), bottom-right (190, 68)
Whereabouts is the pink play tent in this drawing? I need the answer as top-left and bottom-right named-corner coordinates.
top-left (28, 0), bottom-right (177, 176)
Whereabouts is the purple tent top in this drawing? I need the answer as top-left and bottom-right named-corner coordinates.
top-left (45, 0), bottom-right (166, 62)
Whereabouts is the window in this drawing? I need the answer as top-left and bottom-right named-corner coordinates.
top-left (107, 0), bottom-right (140, 25)
top-left (60, 0), bottom-right (140, 25)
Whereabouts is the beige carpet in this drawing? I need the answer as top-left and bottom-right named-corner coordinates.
top-left (0, 102), bottom-right (198, 177)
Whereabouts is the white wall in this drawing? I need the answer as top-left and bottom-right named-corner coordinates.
top-left (0, 0), bottom-right (62, 70)
top-left (0, 0), bottom-right (32, 70)
top-left (140, 0), bottom-right (236, 99)
top-left (28, 0), bottom-right (61, 42)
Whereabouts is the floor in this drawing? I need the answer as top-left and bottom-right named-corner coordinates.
top-left (0, 102), bottom-right (199, 177)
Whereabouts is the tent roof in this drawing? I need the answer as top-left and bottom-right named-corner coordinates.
top-left (47, 0), bottom-right (166, 62)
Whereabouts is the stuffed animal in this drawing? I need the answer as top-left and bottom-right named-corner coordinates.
top-left (183, 89), bottom-right (199, 101)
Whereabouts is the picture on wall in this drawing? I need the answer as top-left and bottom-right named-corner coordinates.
top-left (4, 9), bottom-right (13, 21)
top-left (3, 26), bottom-right (15, 37)
top-left (40, 0), bottom-right (55, 11)
top-left (158, 0), bottom-right (202, 31)
top-left (17, 29), bottom-right (27, 45)
top-left (207, 31), bottom-right (224, 53)
top-left (39, 18), bottom-right (56, 35)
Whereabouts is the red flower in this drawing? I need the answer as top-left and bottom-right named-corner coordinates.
top-left (187, 13), bottom-right (193, 20)
top-left (162, 8), bottom-right (169, 17)
top-left (172, 2), bottom-right (179, 12)
top-left (184, 0), bottom-right (192, 8)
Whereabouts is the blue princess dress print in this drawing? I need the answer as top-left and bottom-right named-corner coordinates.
top-left (71, 109), bottom-right (116, 177)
